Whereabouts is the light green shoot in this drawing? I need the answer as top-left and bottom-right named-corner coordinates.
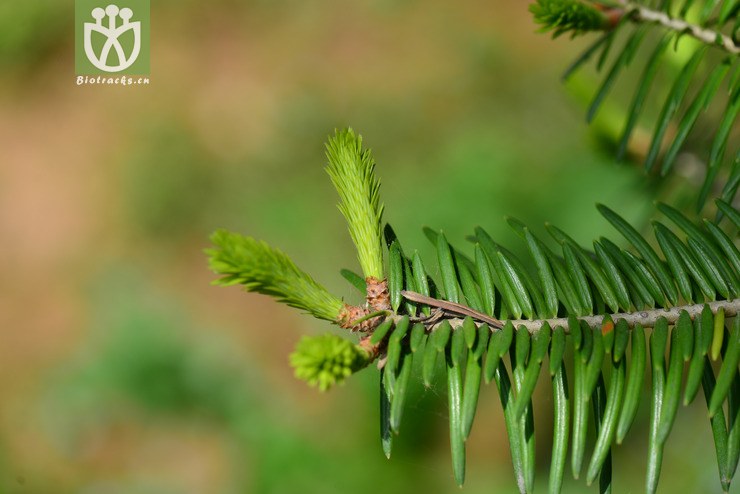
top-left (325, 128), bottom-right (385, 280)
top-left (290, 333), bottom-right (372, 391)
top-left (207, 230), bottom-right (344, 321)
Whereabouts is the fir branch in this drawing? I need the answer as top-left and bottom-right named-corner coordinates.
top-left (530, 0), bottom-right (614, 38)
top-left (325, 128), bottom-right (385, 281)
top-left (405, 293), bottom-right (740, 334)
top-left (207, 230), bottom-right (344, 321)
top-left (621, 1), bottom-right (740, 55)
top-left (531, 0), bottom-right (740, 54)
top-left (209, 123), bottom-right (740, 492)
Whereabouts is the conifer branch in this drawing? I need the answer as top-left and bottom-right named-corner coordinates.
top-left (620, 1), bottom-right (740, 54)
top-left (208, 119), bottom-right (740, 491)
top-left (532, 0), bottom-right (740, 54)
top-left (407, 294), bottom-right (740, 334)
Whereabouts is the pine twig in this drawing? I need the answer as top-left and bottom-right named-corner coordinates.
top-left (619, 1), bottom-right (740, 55)
top-left (400, 290), bottom-right (740, 334)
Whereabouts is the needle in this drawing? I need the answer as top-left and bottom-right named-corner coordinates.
top-left (401, 290), bottom-right (504, 329)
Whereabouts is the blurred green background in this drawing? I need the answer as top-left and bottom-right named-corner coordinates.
top-left (0, 1), bottom-right (725, 493)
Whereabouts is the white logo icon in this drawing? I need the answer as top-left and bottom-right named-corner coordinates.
top-left (84, 4), bottom-right (141, 72)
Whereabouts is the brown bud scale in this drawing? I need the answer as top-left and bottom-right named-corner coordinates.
top-left (366, 277), bottom-right (391, 312)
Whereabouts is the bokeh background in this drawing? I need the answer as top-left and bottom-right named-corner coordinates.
top-left (0, 1), bottom-right (727, 493)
